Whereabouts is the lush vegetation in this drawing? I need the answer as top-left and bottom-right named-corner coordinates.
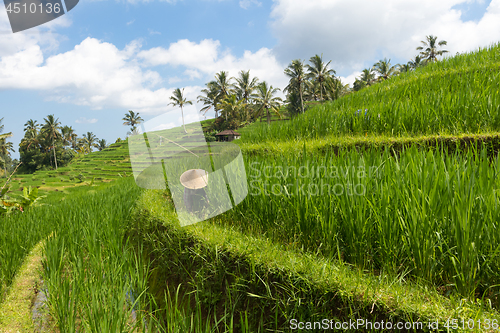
top-left (239, 43), bottom-right (500, 143)
top-left (18, 116), bottom-right (110, 173)
top-left (2, 38), bottom-right (500, 332)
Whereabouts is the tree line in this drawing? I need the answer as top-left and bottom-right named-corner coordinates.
top-left (18, 115), bottom-right (108, 173)
top-left (164, 35), bottom-right (448, 133)
top-left (353, 35), bottom-right (448, 91)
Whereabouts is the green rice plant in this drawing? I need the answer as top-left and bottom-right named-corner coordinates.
top-left (41, 178), bottom-right (144, 332)
top-left (214, 144), bottom-right (500, 302)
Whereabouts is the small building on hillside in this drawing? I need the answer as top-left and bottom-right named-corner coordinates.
top-left (215, 130), bottom-right (241, 142)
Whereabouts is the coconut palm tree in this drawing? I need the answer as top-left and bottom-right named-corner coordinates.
top-left (397, 63), bottom-right (412, 73)
top-left (217, 94), bottom-right (245, 122)
top-left (122, 110), bottom-right (144, 133)
top-left (197, 82), bottom-right (220, 118)
top-left (82, 132), bottom-right (98, 153)
top-left (353, 68), bottom-right (376, 91)
top-left (23, 119), bottom-right (38, 138)
top-left (324, 76), bottom-right (350, 100)
top-left (306, 54), bottom-right (336, 101)
top-left (97, 138), bottom-right (108, 151)
top-left (0, 119), bottom-right (14, 177)
top-left (360, 68), bottom-right (376, 86)
top-left (233, 70), bottom-right (259, 121)
top-left (41, 115), bottom-right (61, 170)
top-left (60, 125), bottom-right (77, 148)
top-left (416, 35), bottom-right (448, 62)
top-left (373, 58), bottom-right (398, 80)
top-left (209, 71), bottom-right (233, 103)
top-left (0, 138), bottom-right (14, 177)
top-left (169, 88), bottom-right (193, 133)
top-left (284, 59), bottom-right (307, 114)
top-left (253, 81), bottom-right (283, 125)
top-left (409, 55), bottom-right (426, 69)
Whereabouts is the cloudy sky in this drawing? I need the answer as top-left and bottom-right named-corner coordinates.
top-left (1, 0), bottom-right (499, 158)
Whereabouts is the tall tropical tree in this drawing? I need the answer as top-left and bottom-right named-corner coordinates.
top-left (284, 59), bottom-right (307, 114)
top-left (306, 54), bottom-right (336, 101)
top-left (373, 58), bottom-right (398, 80)
top-left (253, 81), bottom-right (283, 125)
top-left (41, 114), bottom-right (61, 170)
top-left (0, 138), bottom-right (14, 177)
top-left (324, 76), bottom-right (350, 100)
top-left (0, 118), bottom-right (13, 176)
top-left (398, 63), bottom-right (412, 73)
top-left (82, 132), bottom-right (98, 153)
top-left (61, 125), bottom-right (77, 148)
top-left (409, 55), bottom-right (426, 69)
top-left (169, 88), bottom-right (193, 133)
top-left (217, 94), bottom-right (245, 122)
top-left (23, 119), bottom-right (39, 139)
top-left (197, 82), bottom-right (220, 118)
top-left (211, 71), bottom-right (233, 98)
top-left (353, 68), bottom-right (376, 91)
top-left (233, 70), bottom-right (259, 121)
top-left (122, 110), bottom-right (144, 133)
top-left (97, 138), bottom-right (108, 151)
top-left (416, 35), bottom-right (448, 62)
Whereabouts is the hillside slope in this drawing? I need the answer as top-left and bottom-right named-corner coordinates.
top-left (239, 43), bottom-right (500, 143)
top-left (4, 141), bottom-right (132, 196)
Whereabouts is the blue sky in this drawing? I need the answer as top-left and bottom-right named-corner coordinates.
top-left (1, 0), bottom-right (500, 159)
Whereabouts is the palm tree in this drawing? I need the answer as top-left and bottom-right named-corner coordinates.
top-left (23, 119), bottom-right (38, 138)
top-left (60, 125), bottom-right (76, 148)
top-left (253, 81), bottom-right (283, 125)
top-left (398, 63), bottom-right (412, 73)
top-left (416, 35), bottom-right (448, 62)
top-left (0, 118), bottom-right (14, 177)
top-left (284, 59), bottom-right (307, 114)
top-left (233, 70), bottom-right (259, 121)
top-left (41, 115), bottom-right (61, 170)
top-left (360, 68), bottom-right (376, 86)
top-left (324, 76), bottom-right (350, 100)
top-left (122, 110), bottom-right (144, 133)
top-left (169, 88), bottom-right (193, 133)
top-left (82, 132), bottom-right (98, 153)
top-left (306, 54), bottom-right (336, 101)
top-left (0, 138), bottom-right (14, 177)
top-left (97, 139), bottom-right (108, 151)
top-left (211, 71), bottom-right (233, 99)
top-left (373, 58), bottom-right (398, 80)
top-left (197, 82), bottom-right (220, 118)
top-left (409, 55), bottom-right (426, 69)
top-left (217, 94), bottom-right (245, 122)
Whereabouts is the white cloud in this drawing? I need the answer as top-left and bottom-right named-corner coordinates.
top-left (0, 37), bottom-right (170, 112)
top-left (148, 29), bottom-right (161, 35)
top-left (75, 117), bottom-right (98, 124)
top-left (270, 0), bottom-right (500, 76)
top-left (239, 0), bottom-right (262, 9)
top-left (126, 20), bottom-right (135, 26)
top-left (138, 39), bottom-right (287, 90)
top-left (339, 71), bottom-right (361, 87)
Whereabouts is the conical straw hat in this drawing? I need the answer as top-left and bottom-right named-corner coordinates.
top-left (180, 169), bottom-right (209, 189)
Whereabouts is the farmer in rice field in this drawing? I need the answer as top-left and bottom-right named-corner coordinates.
top-left (180, 169), bottom-right (209, 215)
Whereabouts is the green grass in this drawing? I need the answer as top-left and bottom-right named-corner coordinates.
top-left (128, 189), bottom-right (500, 332)
top-left (1, 141), bottom-right (132, 196)
top-left (239, 43), bottom-right (500, 144)
top-left (217, 144), bottom-right (500, 302)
